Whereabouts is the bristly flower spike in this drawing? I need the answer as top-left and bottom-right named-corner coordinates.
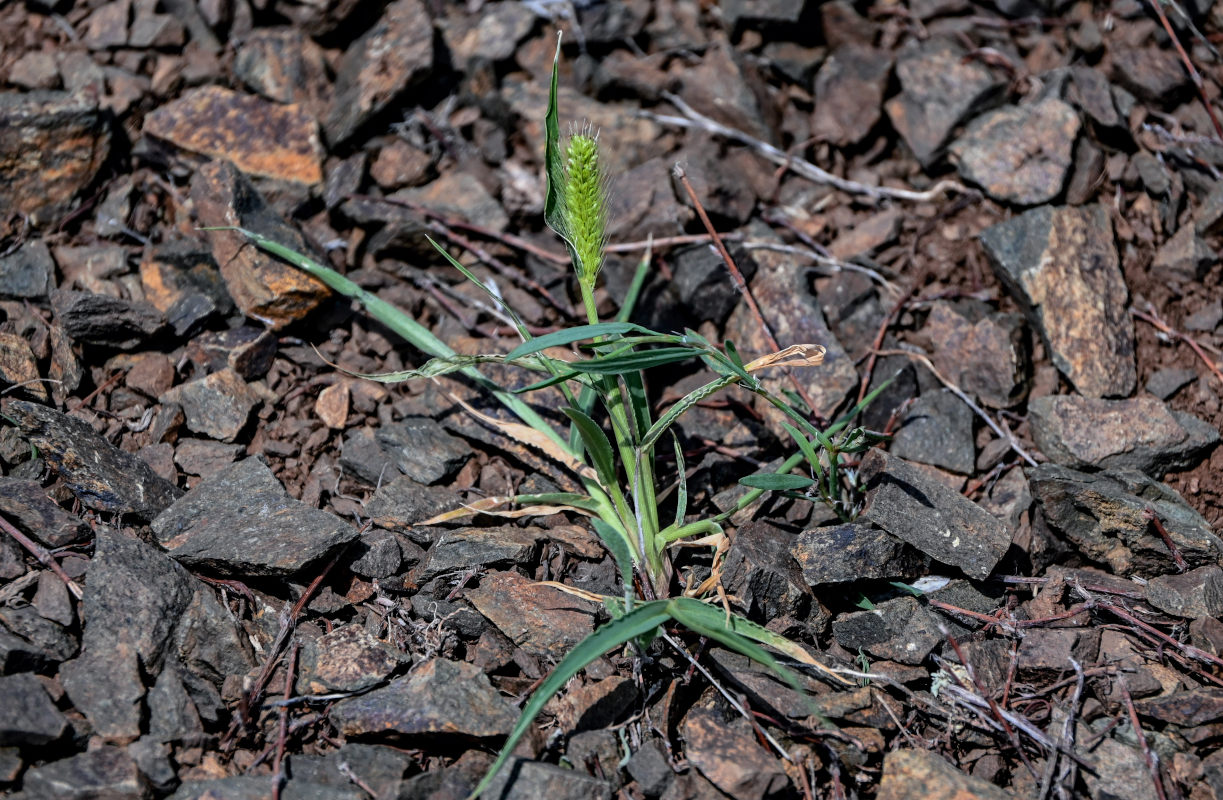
top-left (562, 123), bottom-right (609, 313)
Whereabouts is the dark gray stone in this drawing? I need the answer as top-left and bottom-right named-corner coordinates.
top-left (168, 776), bottom-right (364, 800)
top-left (1132, 152), bottom-right (1171, 196)
top-left (60, 652), bottom-right (144, 741)
top-left (979, 204), bottom-right (1135, 398)
top-left (415, 526), bottom-right (540, 584)
top-left (128, 737), bottom-right (177, 794)
top-left (1195, 181), bottom-right (1223, 236)
top-left (0, 605), bottom-right (77, 670)
top-left (671, 243), bottom-right (758, 327)
top-left (340, 427), bottom-right (396, 485)
top-left (1145, 566), bottom-right (1223, 619)
top-left (889, 390), bottom-right (976, 474)
top-left (173, 438), bottom-right (243, 478)
top-left (1111, 47), bottom-right (1192, 106)
top-left (0, 672), bottom-right (67, 746)
top-left (0, 240), bottom-right (54, 299)
top-left (287, 744), bottom-right (414, 800)
top-left (950, 97), bottom-right (1080, 206)
top-left (1146, 368), bottom-right (1198, 401)
top-left (375, 416), bottom-right (471, 485)
top-left (831, 595), bottom-right (945, 665)
top-left (466, 570), bottom-right (600, 662)
top-left (348, 527), bottom-right (402, 579)
top-left (152, 458), bottom-right (358, 576)
top-left (0, 478), bottom-right (91, 547)
top-left (51, 290), bottom-right (165, 349)
top-left (1029, 394), bottom-right (1218, 477)
top-left (172, 582), bottom-right (256, 686)
top-left (297, 624), bottom-right (409, 694)
top-left (1067, 65), bottom-right (1121, 129)
top-left (363, 475), bottom-right (461, 544)
top-left (21, 746), bottom-right (148, 800)
top-left (1030, 464), bottom-right (1222, 575)
top-left (923, 302), bottom-right (1030, 409)
top-left (484, 758), bottom-right (613, 800)
top-left (860, 449), bottom-right (1011, 579)
top-left (720, 520), bottom-right (809, 619)
top-left (627, 740), bottom-right (674, 797)
top-left (812, 44), bottom-right (892, 147)
top-left (7, 400), bottom-right (181, 522)
top-left (719, 0), bottom-right (813, 25)
top-left (793, 522), bottom-right (929, 585)
top-left (146, 666), bottom-right (204, 743)
top-left (1153, 224), bottom-right (1217, 281)
top-left (161, 368), bottom-right (264, 443)
top-left (328, 658), bottom-right (516, 739)
top-left (884, 37), bottom-right (1006, 167)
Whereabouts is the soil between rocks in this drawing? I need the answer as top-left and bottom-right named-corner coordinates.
top-left (2, 1), bottom-right (1223, 799)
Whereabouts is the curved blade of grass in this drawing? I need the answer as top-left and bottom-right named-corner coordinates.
top-left (505, 322), bottom-right (652, 361)
top-left (640, 375), bottom-right (736, 452)
top-left (671, 433), bottom-right (688, 529)
top-left (738, 473), bottom-right (814, 491)
top-left (427, 236), bottom-right (531, 342)
top-left (561, 406), bottom-right (617, 490)
top-left (326, 353), bottom-right (551, 383)
top-left (206, 226), bottom-right (571, 455)
top-left (591, 517), bottom-right (637, 602)
top-left (781, 421), bottom-right (822, 473)
top-left (572, 347), bottom-right (705, 374)
top-left (542, 32), bottom-right (578, 271)
top-left (466, 601), bottom-right (672, 800)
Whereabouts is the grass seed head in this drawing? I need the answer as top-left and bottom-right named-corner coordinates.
top-left (563, 125), bottom-right (608, 287)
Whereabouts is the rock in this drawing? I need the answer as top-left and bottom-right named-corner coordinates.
top-left (720, 520), bottom-right (810, 619)
top-left (0, 333), bottom-right (46, 401)
top-left (923, 302), bottom-right (1030, 408)
top-left (1135, 687), bottom-right (1223, 727)
top-left (884, 37), bottom-right (1005, 167)
top-left (979, 204), bottom-right (1135, 398)
top-left (1029, 464), bottom-right (1222, 575)
top-left (1082, 734), bottom-right (1160, 800)
top-left (551, 676), bottom-right (639, 732)
top-left (889, 390), bottom-right (976, 474)
top-left (1184, 299), bottom-right (1223, 333)
top-left (184, 327), bottom-right (278, 381)
top-left (1195, 181), bottom-right (1223, 236)
top-left (0, 672), bottom-right (68, 745)
top-left (832, 595), bottom-right (945, 665)
top-left (123, 353), bottom-right (176, 400)
top-left (82, 0), bottom-right (130, 48)
top-left (949, 97), bottom-right (1080, 205)
top-left (1067, 66), bottom-right (1122, 130)
top-left (860, 449), bottom-right (1011, 579)
top-left (172, 582), bottom-right (256, 687)
top-left (681, 707), bottom-right (789, 799)
top-left (392, 170), bottom-right (509, 233)
top-left (173, 439), bottom-right (243, 478)
top-left (60, 651), bottom-right (145, 742)
top-left (161, 368), bottom-right (264, 443)
top-left (168, 776), bottom-right (360, 800)
top-left (675, 41), bottom-right (772, 142)
top-left (720, 0), bottom-right (814, 26)
top-left (440, 2), bottom-right (536, 67)
top-left (876, 749), bottom-right (1015, 800)
top-left (1132, 151), bottom-right (1171, 197)
top-left (8, 51), bottom-right (60, 90)
top-left (364, 475), bottom-right (462, 539)
top-left (1029, 394), bottom-right (1219, 476)
top-left (21, 746), bottom-right (148, 800)
top-left (297, 624), bottom-right (409, 694)
top-left (233, 27), bottom-right (330, 117)
top-left (1146, 368), bottom-right (1198, 401)
top-left (812, 45), bottom-right (892, 145)
top-left (287, 745), bottom-right (415, 800)
top-left (1145, 566), bottom-right (1223, 619)
top-left (7, 400), bottom-right (181, 521)
top-left (324, 0), bottom-right (434, 146)
top-left (415, 526), bottom-right (541, 584)
top-left (128, 8), bottom-right (185, 49)
top-left (348, 527), bottom-right (403, 579)
top-left (1153, 223), bottom-right (1217, 281)
top-left (374, 416), bottom-right (472, 485)
top-left (1016, 627), bottom-right (1100, 670)
top-left (828, 207), bottom-right (902, 261)
top-left (191, 160), bottom-right (330, 329)
top-left (138, 240), bottom-right (233, 337)
top-left (152, 458), bottom-right (359, 576)
top-left (483, 757), bottom-right (613, 800)
top-left (0, 240), bottom-right (54, 299)
top-left (670, 137), bottom-right (760, 226)
top-left (329, 657), bottom-right (516, 739)
top-left (671, 243), bottom-right (758, 327)
top-left (0, 91), bottom-right (112, 228)
top-left (793, 522), bottom-right (928, 585)
top-left (1111, 47), bottom-right (1192, 106)
top-left (33, 570), bottom-right (74, 627)
top-left (466, 570), bottom-right (600, 661)
top-left (726, 224), bottom-right (858, 425)
top-left (369, 139), bottom-right (433, 190)
top-left (51, 290), bottom-right (165, 349)
top-left (146, 666), bottom-right (204, 743)
top-left (626, 741), bottom-right (673, 797)
top-left (54, 243), bottom-right (126, 295)
top-left (604, 155), bottom-right (693, 244)
top-left (0, 604), bottom-right (77, 671)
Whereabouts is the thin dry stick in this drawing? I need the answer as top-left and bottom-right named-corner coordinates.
top-left (1131, 304), bottom-right (1223, 386)
top-left (1143, 0), bottom-right (1223, 140)
top-left (673, 164), bottom-right (823, 421)
top-left (873, 348), bottom-right (1039, 467)
top-left (271, 642), bottom-right (300, 800)
top-left (0, 513), bottom-right (83, 599)
top-left (1142, 507), bottom-right (1189, 572)
top-left (1119, 677), bottom-right (1170, 800)
top-left (649, 92), bottom-right (971, 203)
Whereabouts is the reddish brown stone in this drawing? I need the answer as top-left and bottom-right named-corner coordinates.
top-left (191, 160), bottom-right (329, 328)
top-left (877, 749), bottom-right (1016, 800)
top-left (466, 570), bottom-right (600, 662)
top-left (145, 85), bottom-right (323, 184)
top-left (0, 92), bottom-right (111, 229)
top-left (0, 333), bottom-right (46, 402)
top-left (681, 708), bottom-right (789, 800)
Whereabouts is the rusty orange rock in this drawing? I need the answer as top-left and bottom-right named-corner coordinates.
top-left (144, 85), bottom-right (323, 184)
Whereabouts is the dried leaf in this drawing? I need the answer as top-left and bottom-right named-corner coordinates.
top-left (744, 344), bottom-right (826, 372)
top-left (449, 393), bottom-right (598, 481)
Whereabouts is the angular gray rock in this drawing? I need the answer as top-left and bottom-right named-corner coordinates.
top-left (328, 658), bottom-right (516, 739)
top-left (832, 595), bottom-right (946, 665)
top-left (979, 204), bottom-right (1135, 398)
top-left (1145, 566), bottom-right (1223, 619)
top-left (793, 522), bottom-right (929, 585)
top-left (21, 746), bottom-right (148, 800)
top-left (0, 672), bottom-right (68, 746)
top-left (889, 390), bottom-right (976, 474)
top-left (1030, 464), bottom-right (1222, 575)
top-left (720, 519), bottom-right (810, 620)
top-left (161, 368), bottom-right (264, 443)
top-left (859, 449), bottom-right (1012, 579)
top-left (483, 757), bottom-right (613, 800)
top-left (0, 240), bottom-right (54, 299)
top-left (152, 458), bottom-right (358, 576)
top-left (1029, 394), bottom-right (1218, 477)
top-left (7, 400), bottom-right (181, 522)
top-left (923, 302), bottom-right (1030, 408)
top-left (949, 97), bottom-right (1080, 206)
top-left (51, 290), bottom-right (165, 349)
top-left (375, 416), bottom-right (471, 485)
top-left (0, 478), bottom-right (91, 548)
top-left (297, 624), bottom-right (409, 694)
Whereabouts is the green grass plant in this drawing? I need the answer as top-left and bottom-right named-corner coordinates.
top-left (211, 33), bottom-right (893, 799)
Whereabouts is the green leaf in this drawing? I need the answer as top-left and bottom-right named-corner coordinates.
top-left (671, 433), bottom-right (688, 530)
top-left (572, 347), bottom-right (704, 375)
top-left (542, 32), bottom-right (578, 271)
top-left (640, 375), bottom-right (736, 452)
top-left (426, 237), bottom-right (531, 342)
top-left (591, 517), bottom-right (637, 598)
top-left (505, 323), bottom-right (652, 361)
top-left (738, 473), bottom-right (815, 491)
top-left (781, 422), bottom-right (822, 473)
top-left (561, 407), bottom-right (617, 490)
top-left (467, 602), bottom-right (671, 800)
